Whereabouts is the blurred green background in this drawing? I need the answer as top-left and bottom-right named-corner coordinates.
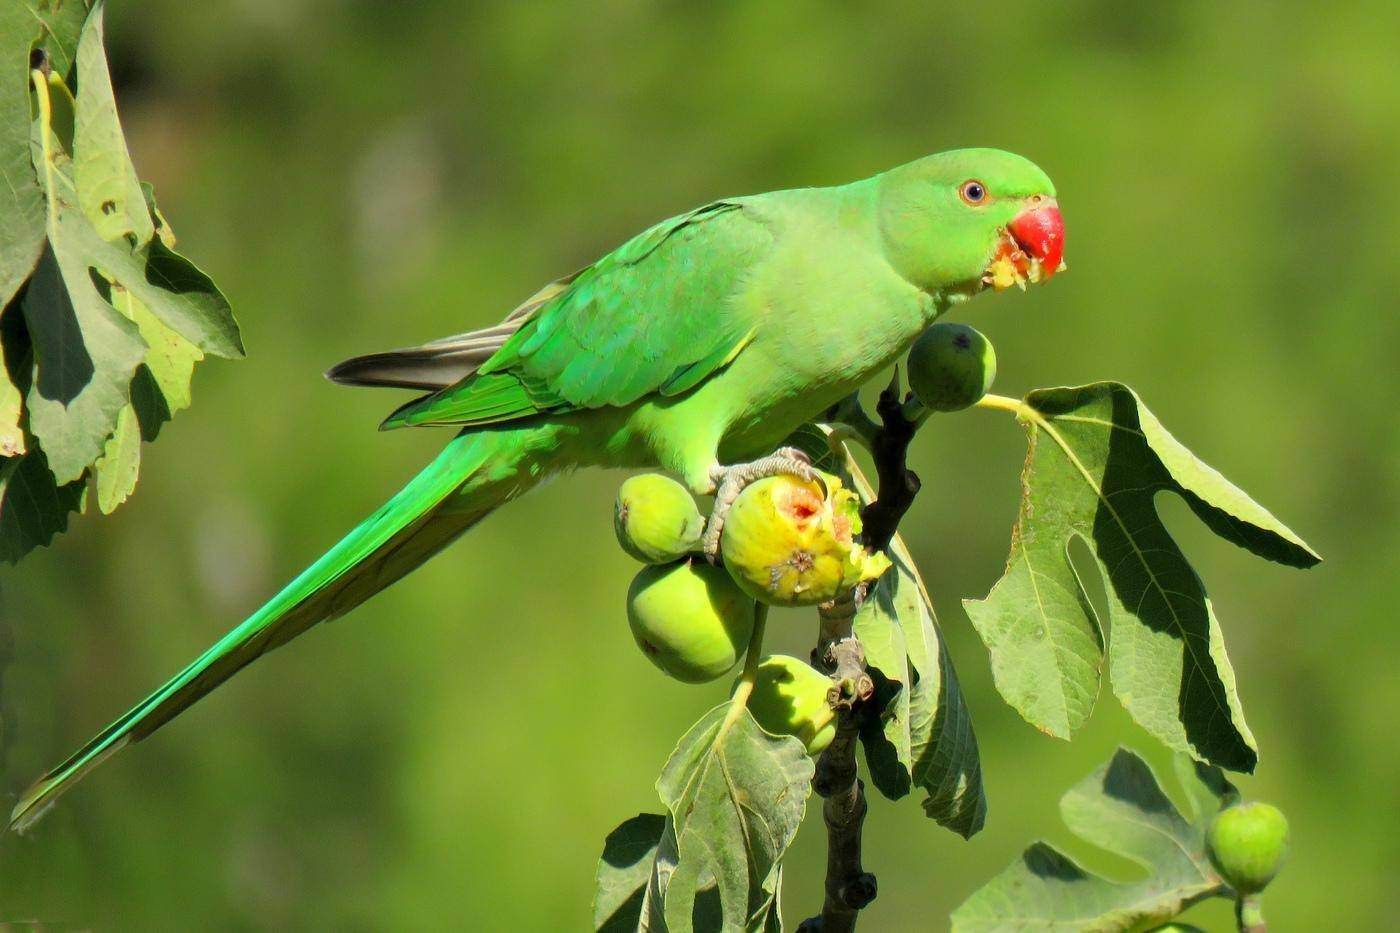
top-left (3, 1), bottom-right (1398, 928)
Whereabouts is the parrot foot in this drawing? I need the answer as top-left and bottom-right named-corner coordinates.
top-left (702, 447), bottom-right (819, 560)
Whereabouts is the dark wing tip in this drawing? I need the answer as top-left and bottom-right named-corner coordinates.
top-left (324, 360), bottom-right (353, 384)
top-left (324, 353), bottom-right (395, 387)
top-left (324, 352), bottom-right (448, 390)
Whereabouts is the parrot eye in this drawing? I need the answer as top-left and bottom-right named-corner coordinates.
top-left (959, 180), bottom-right (987, 205)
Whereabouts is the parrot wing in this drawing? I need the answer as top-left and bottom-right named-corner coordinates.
top-left (379, 199), bottom-right (771, 429)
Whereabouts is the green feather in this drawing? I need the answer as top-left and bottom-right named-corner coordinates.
top-left (10, 425), bottom-right (561, 833)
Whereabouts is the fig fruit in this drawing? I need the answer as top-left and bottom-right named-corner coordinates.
top-left (1148, 924), bottom-right (1207, 932)
top-left (907, 322), bottom-right (996, 412)
top-left (719, 473), bottom-right (890, 607)
top-left (614, 473), bottom-right (705, 564)
top-left (627, 558), bottom-right (755, 683)
top-left (1206, 802), bottom-right (1289, 894)
top-left (742, 655), bottom-right (836, 754)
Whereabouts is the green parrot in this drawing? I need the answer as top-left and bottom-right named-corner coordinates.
top-left (10, 147), bottom-right (1064, 832)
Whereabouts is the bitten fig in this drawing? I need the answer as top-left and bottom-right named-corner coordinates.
top-left (614, 473), bottom-right (705, 564)
top-left (627, 559), bottom-right (755, 683)
top-left (719, 473), bottom-right (890, 607)
top-left (741, 655), bottom-right (836, 754)
top-left (906, 322), bottom-right (997, 412)
top-left (1206, 802), bottom-right (1289, 894)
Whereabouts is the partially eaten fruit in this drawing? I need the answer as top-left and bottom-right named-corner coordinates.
top-left (720, 473), bottom-right (891, 607)
top-left (984, 237), bottom-right (1058, 290)
top-left (984, 202), bottom-right (1066, 291)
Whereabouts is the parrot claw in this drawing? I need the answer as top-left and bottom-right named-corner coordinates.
top-left (701, 447), bottom-right (819, 560)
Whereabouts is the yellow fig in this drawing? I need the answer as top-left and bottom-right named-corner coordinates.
top-left (627, 558), bottom-right (755, 683)
top-left (614, 473), bottom-right (705, 564)
top-left (719, 473), bottom-right (891, 607)
top-left (742, 655), bottom-right (837, 754)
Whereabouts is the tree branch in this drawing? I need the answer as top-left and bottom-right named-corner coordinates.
top-left (801, 375), bottom-right (926, 930)
top-left (800, 594), bottom-right (877, 933)
top-left (856, 373), bottom-right (921, 554)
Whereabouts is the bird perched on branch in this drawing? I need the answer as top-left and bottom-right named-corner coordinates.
top-left (12, 148), bottom-right (1064, 831)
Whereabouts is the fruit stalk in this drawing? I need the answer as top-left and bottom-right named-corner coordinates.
top-left (799, 594), bottom-right (876, 932)
top-left (719, 602), bottom-right (770, 737)
top-left (1236, 893), bottom-right (1266, 933)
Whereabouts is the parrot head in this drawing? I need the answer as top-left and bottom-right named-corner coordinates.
top-left (877, 148), bottom-right (1065, 298)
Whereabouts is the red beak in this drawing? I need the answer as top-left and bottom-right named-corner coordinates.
top-left (1007, 201), bottom-right (1065, 279)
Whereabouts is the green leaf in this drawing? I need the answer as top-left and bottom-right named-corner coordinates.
top-left (72, 1), bottom-right (153, 248)
top-left (0, 300), bottom-right (29, 458)
top-left (21, 241), bottom-right (145, 483)
top-left (20, 17), bottom-right (241, 484)
top-left (59, 9), bottom-right (241, 359)
top-left (24, 1), bottom-right (91, 81)
top-left (0, 0), bottom-right (236, 555)
top-left (594, 813), bottom-right (667, 932)
top-left (639, 704), bottom-right (811, 932)
top-left (852, 567), bottom-right (912, 793)
top-left (854, 526), bottom-right (988, 838)
top-left (964, 383), bottom-right (1319, 771)
top-left (139, 180), bottom-right (175, 244)
top-left (951, 748), bottom-right (1236, 932)
top-left (114, 284), bottom-right (200, 434)
top-left (0, 5), bottom-right (47, 311)
top-left (0, 444), bottom-right (84, 563)
top-left (91, 399), bottom-right (137, 513)
top-left (805, 424), bottom-right (986, 838)
top-left (893, 542), bottom-right (986, 837)
top-left (0, 344), bottom-right (23, 457)
top-left (134, 235), bottom-right (242, 358)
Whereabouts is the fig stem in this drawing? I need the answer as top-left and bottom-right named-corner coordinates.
top-left (719, 602), bottom-right (769, 738)
top-left (973, 392), bottom-right (1026, 417)
top-left (824, 393), bottom-right (880, 450)
top-left (1236, 893), bottom-right (1266, 933)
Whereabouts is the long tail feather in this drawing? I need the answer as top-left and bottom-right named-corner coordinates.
top-left (10, 425), bottom-right (556, 833)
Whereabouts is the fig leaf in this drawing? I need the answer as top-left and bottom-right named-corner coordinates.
top-left (953, 748), bottom-right (1237, 932)
top-left (964, 382), bottom-right (1318, 771)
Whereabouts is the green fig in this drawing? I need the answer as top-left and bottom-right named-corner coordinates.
top-left (627, 559), bottom-right (755, 683)
top-left (742, 655), bottom-right (836, 754)
top-left (719, 473), bottom-right (890, 607)
top-left (906, 322), bottom-right (996, 412)
top-left (1206, 802), bottom-right (1289, 894)
top-left (615, 473), bottom-right (705, 564)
